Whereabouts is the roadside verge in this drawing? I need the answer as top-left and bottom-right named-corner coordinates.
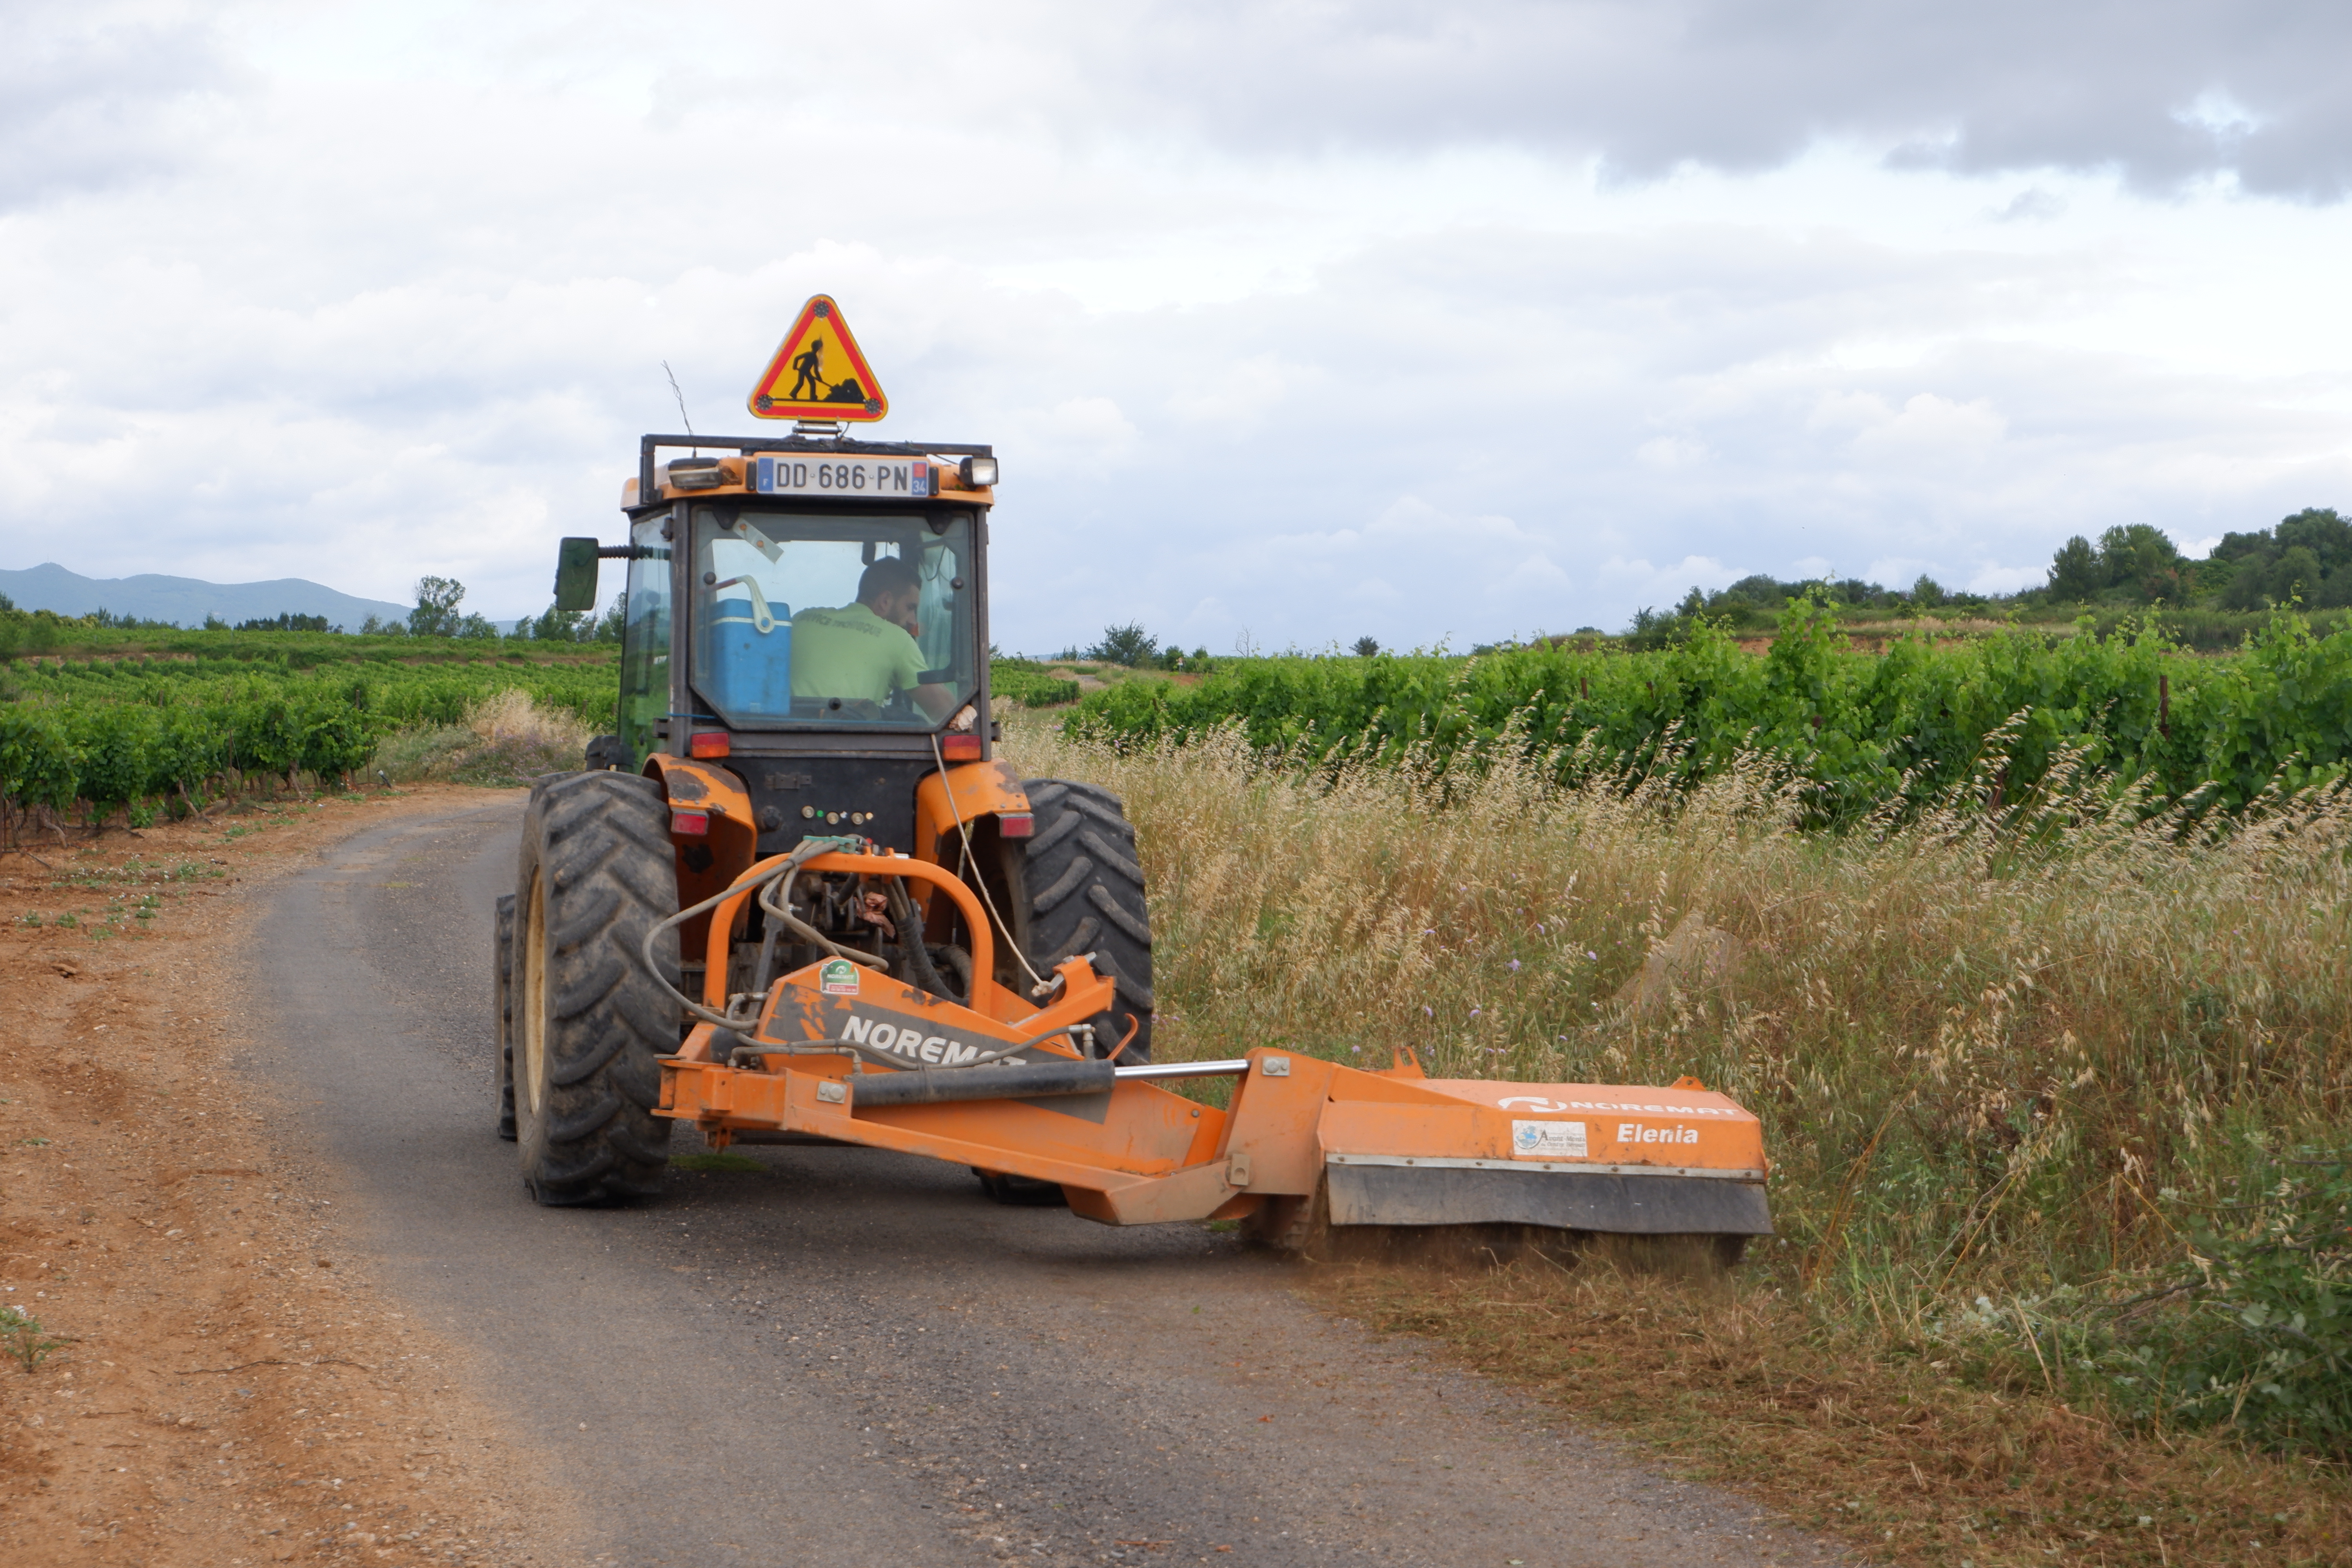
top-left (1318, 1256), bottom-right (2350, 1568)
top-left (0, 787), bottom-right (579, 1567)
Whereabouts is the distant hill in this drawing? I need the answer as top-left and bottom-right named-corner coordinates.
top-left (0, 562), bottom-right (414, 630)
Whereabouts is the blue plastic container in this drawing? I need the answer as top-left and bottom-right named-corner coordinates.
top-left (702, 594), bottom-right (791, 720)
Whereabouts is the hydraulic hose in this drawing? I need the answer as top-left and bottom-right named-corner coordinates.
top-left (930, 731), bottom-right (1051, 995)
top-left (643, 835), bottom-right (1092, 1073)
top-left (883, 877), bottom-right (956, 1000)
top-left (755, 858), bottom-right (892, 973)
top-left (641, 835), bottom-right (871, 1033)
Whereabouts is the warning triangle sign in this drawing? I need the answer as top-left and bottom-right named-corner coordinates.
top-left (746, 295), bottom-right (889, 422)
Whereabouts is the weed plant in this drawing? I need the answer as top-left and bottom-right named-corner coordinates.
top-left (1, 1306), bottom-right (69, 1372)
top-left (1005, 719), bottom-right (2352, 1459)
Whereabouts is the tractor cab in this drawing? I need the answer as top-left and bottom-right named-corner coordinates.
top-left (556, 436), bottom-right (1003, 861)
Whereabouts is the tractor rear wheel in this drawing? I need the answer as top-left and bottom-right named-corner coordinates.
top-left (513, 770), bottom-right (680, 1205)
top-left (493, 892), bottom-right (517, 1140)
top-left (1011, 778), bottom-right (1153, 1063)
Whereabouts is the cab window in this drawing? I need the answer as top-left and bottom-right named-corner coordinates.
top-left (615, 514), bottom-right (673, 766)
top-left (688, 507), bottom-right (975, 728)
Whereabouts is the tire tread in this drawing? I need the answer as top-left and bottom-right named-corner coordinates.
top-left (1016, 776), bottom-right (1154, 1062)
top-left (514, 770), bottom-right (678, 1205)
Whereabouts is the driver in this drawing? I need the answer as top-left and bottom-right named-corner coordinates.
top-left (789, 556), bottom-right (954, 720)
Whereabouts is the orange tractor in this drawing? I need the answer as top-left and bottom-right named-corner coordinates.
top-left (494, 304), bottom-right (1772, 1257)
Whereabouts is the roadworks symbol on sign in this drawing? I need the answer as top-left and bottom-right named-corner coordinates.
top-left (748, 294), bottom-right (889, 421)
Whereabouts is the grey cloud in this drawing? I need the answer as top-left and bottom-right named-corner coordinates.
top-left (0, 2), bottom-right (244, 211)
top-left (956, 223), bottom-right (2350, 649)
top-left (1991, 188), bottom-right (2067, 222)
top-left (1050, 0), bottom-right (2352, 201)
top-left (4, 4), bottom-right (2346, 645)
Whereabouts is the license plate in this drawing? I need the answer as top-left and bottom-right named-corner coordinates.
top-left (755, 456), bottom-right (932, 499)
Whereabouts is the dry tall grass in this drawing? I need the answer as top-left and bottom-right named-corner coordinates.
top-left (372, 690), bottom-right (592, 786)
top-left (1006, 718), bottom-right (2352, 1330)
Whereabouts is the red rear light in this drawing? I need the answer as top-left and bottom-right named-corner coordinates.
top-left (689, 731), bottom-right (731, 759)
top-left (998, 812), bottom-right (1034, 838)
top-left (940, 733), bottom-right (982, 760)
top-left (670, 810), bottom-right (710, 837)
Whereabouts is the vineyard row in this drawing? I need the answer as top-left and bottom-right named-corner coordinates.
top-left (0, 656), bottom-right (1081, 825)
top-left (1066, 603), bottom-right (2352, 819)
top-left (0, 659), bottom-right (619, 824)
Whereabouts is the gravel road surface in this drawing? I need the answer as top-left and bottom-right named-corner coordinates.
top-left (248, 797), bottom-right (1838, 1568)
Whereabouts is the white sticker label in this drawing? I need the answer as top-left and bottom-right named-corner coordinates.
top-left (1511, 1120), bottom-right (1588, 1159)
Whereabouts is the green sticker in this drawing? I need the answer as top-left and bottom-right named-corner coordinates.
top-left (818, 957), bottom-right (860, 996)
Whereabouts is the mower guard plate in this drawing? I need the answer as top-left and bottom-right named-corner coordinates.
top-left (1325, 1161), bottom-right (1771, 1235)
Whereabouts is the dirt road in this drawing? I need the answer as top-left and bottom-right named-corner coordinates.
top-left (232, 794), bottom-right (1843, 1568)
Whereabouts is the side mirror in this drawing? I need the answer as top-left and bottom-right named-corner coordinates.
top-left (554, 537), bottom-right (601, 612)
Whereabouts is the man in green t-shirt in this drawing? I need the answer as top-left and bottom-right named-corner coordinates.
top-left (789, 557), bottom-right (954, 720)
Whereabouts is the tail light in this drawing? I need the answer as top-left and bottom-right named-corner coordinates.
top-left (670, 810), bottom-right (710, 837)
top-left (689, 731), bottom-right (731, 759)
top-left (940, 733), bottom-right (983, 761)
top-left (998, 812), bottom-right (1034, 838)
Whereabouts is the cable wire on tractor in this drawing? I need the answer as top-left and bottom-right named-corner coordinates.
top-left (495, 294), bottom-right (1774, 1258)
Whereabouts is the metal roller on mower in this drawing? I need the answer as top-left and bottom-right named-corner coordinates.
top-left (499, 294), bottom-right (1773, 1260)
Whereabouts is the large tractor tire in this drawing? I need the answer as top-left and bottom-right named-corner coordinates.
top-left (512, 770), bottom-right (680, 1205)
top-left (1013, 778), bottom-right (1153, 1063)
top-left (493, 893), bottom-right (517, 1140)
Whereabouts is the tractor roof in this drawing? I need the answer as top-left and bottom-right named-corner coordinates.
top-left (624, 433), bottom-right (995, 511)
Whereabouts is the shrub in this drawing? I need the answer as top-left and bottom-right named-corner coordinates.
top-left (1088, 624), bottom-right (1158, 667)
top-left (372, 691), bottom-right (593, 786)
top-left (2127, 1149), bottom-right (2351, 1454)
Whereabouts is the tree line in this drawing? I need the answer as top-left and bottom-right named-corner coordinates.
top-left (0, 578), bottom-right (624, 652)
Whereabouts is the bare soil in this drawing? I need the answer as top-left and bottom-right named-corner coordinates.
top-left (0, 788), bottom-right (578, 1567)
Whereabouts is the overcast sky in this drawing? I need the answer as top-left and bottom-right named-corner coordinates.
top-left (5, 1), bottom-right (2350, 652)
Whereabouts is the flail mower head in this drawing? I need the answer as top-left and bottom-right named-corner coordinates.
top-left (652, 844), bottom-right (1771, 1258)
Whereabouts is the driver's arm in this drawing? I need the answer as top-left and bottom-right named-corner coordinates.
top-left (913, 682), bottom-right (954, 722)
